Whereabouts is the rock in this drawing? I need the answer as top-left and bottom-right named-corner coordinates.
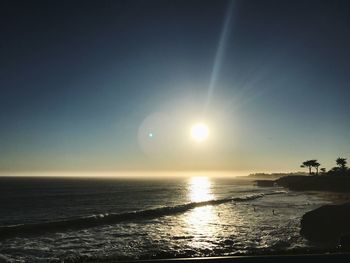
top-left (300, 202), bottom-right (350, 244)
top-left (255, 180), bottom-right (276, 187)
top-left (275, 175), bottom-right (350, 193)
top-left (0, 254), bottom-right (9, 263)
top-left (340, 233), bottom-right (350, 250)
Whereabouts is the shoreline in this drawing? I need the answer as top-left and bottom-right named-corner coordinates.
top-left (305, 191), bottom-right (350, 205)
top-left (257, 175), bottom-right (350, 246)
top-left (253, 175), bottom-right (350, 204)
top-left (275, 175), bottom-right (350, 193)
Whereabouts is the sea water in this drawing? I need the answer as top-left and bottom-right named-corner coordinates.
top-left (0, 174), bottom-right (334, 262)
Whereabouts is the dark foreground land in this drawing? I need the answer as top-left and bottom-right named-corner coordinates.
top-left (300, 202), bottom-right (350, 244)
top-left (272, 175), bottom-right (350, 245)
top-left (275, 175), bottom-right (350, 193)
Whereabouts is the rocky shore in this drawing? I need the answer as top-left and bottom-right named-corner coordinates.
top-left (271, 175), bottom-right (350, 246)
top-left (275, 175), bottom-right (350, 193)
top-left (300, 202), bottom-right (350, 245)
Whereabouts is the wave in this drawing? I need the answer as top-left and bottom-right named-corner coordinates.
top-left (0, 191), bottom-right (284, 239)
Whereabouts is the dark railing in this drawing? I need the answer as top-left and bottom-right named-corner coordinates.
top-left (123, 253), bottom-right (350, 263)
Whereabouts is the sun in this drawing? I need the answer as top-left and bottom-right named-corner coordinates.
top-left (191, 123), bottom-right (209, 142)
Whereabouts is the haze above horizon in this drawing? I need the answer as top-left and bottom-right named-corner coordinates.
top-left (1, 0), bottom-right (349, 173)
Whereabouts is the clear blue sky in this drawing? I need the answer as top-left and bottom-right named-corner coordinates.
top-left (1, 0), bottom-right (349, 172)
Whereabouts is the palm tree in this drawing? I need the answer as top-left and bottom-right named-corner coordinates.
top-left (301, 160), bottom-right (319, 175)
top-left (336, 157), bottom-right (347, 170)
top-left (313, 161), bottom-right (321, 175)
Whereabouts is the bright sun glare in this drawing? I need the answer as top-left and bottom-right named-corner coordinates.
top-left (188, 177), bottom-right (213, 202)
top-left (191, 123), bottom-right (209, 142)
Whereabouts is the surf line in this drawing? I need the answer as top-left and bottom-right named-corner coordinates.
top-left (0, 192), bottom-right (284, 239)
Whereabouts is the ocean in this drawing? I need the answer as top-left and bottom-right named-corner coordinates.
top-left (0, 174), bottom-right (335, 262)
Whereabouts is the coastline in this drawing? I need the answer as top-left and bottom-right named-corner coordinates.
top-left (259, 175), bottom-right (350, 246)
top-left (305, 191), bottom-right (350, 205)
top-left (275, 175), bottom-right (350, 193)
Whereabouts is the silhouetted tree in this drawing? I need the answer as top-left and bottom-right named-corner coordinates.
top-left (320, 168), bottom-right (326, 174)
top-left (301, 160), bottom-right (319, 175)
top-left (313, 161), bottom-right (321, 175)
top-left (336, 157), bottom-right (347, 170)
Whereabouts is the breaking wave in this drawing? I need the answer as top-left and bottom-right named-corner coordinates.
top-left (0, 191), bottom-right (285, 239)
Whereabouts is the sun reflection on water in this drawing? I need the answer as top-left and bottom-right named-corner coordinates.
top-left (185, 177), bottom-right (219, 248)
top-left (188, 176), bottom-right (214, 202)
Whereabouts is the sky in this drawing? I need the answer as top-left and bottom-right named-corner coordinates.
top-left (1, 0), bottom-right (350, 173)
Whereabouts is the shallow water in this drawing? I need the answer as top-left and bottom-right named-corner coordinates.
top-left (0, 175), bottom-right (334, 262)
